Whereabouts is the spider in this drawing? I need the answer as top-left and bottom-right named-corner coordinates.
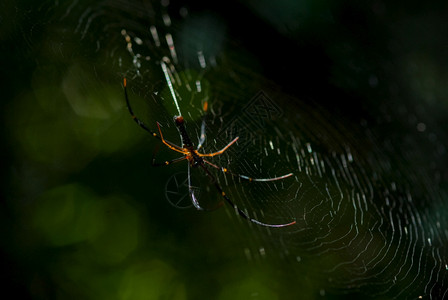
top-left (123, 77), bottom-right (296, 228)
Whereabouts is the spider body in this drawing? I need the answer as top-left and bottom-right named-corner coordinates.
top-left (124, 77), bottom-right (296, 228)
top-left (173, 116), bottom-right (203, 167)
top-left (174, 116), bottom-right (194, 148)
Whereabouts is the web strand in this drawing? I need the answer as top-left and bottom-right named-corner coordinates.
top-left (161, 60), bottom-right (182, 116)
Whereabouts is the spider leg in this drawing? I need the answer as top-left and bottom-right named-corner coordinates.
top-left (124, 78), bottom-right (186, 154)
top-left (124, 78), bottom-right (162, 140)
top-left (199, 137), bottom-right (239, 157)
top-left (188, 163), bottom-right (205, 210)
top-left (156, 122), bottom-right (187, 154)
top-left (188, 163), bottom-right (224, 211)
top-left (204, 160), bottom-right (293, 182)
top-left (199, 164), bottom-right (296, 228)
top-left (152, 154), bottom-right (187, 167)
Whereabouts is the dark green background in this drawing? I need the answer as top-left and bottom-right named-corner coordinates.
top-left (2, 0), bottom-right (448, 299)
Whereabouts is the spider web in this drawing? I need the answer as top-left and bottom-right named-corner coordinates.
top-left (8, 0), bottom-right (448, 299)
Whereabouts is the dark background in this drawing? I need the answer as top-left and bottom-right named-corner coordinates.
top-left (2, 0), bottom-right (448, 299)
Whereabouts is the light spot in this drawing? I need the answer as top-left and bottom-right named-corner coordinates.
top-left (196, 80), bottom-right (202, 93)
top-left (306, 143), bottom-right (312, 153)
top-left (244, 248), bottom-right (252, 261)
top-left (391, 182), bottom-right (396, 191)
top-left (162, 14), bottom-right (171, 26)
top-left (417, 122), bottom-right (426, 132)
top-left (179, 7), bottom-right (188, 17)
top-left (369, 74), bottom-right (378, 87)
top-left (347, 152), bottom-right (353, 162)
top-left (134, 37), bottom-right (143, 45)
top-left (198, 51), bottom-right (206, 69)
top-left (149, 26), bottom-right (160, 47)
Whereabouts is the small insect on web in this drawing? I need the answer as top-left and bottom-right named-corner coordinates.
top-left (123, 67), bottom-right (296, 228)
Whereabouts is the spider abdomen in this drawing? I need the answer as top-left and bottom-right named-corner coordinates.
top-left (174, 116), bottom-right (195, 148)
